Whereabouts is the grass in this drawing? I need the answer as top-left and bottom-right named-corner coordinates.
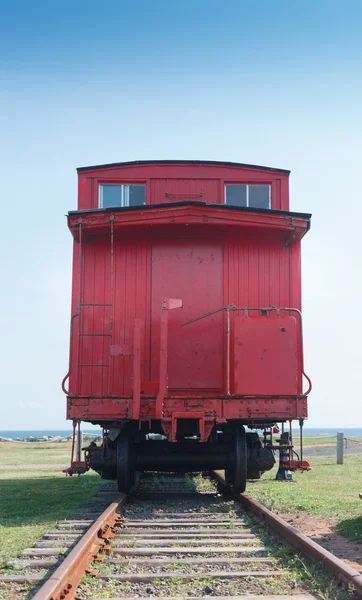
top-left (0, 443), bottom-right (103, 569)
top-left (299, 435), bottom-right (338, 445)
top-left (295, 434), bottom-right (362, 447)
top-left (247, 454), bottom-right (362, 541)
top-left (0, 441), bottom-right (73, 466)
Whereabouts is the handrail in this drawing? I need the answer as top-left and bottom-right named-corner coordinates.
top-left (183, 305), bottom-right (312, 397)
top-left (61, 311), bottom-right (80, 395)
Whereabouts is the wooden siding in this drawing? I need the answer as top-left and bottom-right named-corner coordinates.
top-left (69, 228), bottom-right (296, 398)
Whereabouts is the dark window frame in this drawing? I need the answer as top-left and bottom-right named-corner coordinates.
top-left (99, 183), bottom-right (147, 208)
top-left (224, 183), bottom-right (271, 209)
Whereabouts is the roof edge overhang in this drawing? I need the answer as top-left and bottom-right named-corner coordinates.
top-left (69, 201), bottom-right (310, 220)
top-left (67, 202), bottom-right (311, 244)
top-left (77, 159), bottom-right (290, 175)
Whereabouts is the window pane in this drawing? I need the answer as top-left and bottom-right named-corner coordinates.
top-left (100, 185), bottom-right (122, 208)
top-left (249, 185), bottom-right (270, 209)
top-left (100, 184), bottom-right (146, 208)
top-left (225, 184), bottom-right (247, 207)
top-left (128, 184), bottom-right (146, 207)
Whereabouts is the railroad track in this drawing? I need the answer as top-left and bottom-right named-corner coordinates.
top-left (2, 473), bottom-right (362, 600)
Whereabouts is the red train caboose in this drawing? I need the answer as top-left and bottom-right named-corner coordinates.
top-left (63, 160), bottom-right (312, 492)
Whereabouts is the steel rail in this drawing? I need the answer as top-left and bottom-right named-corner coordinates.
top-left (31, 474), bottom-right (362, 599)
top-left (32, 494), bottom-right (126, 600)
top-left (212, 471), bottom-right (362, 598)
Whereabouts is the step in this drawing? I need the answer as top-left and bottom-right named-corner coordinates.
top-left (22, 548), bottom-right (66, 557)
top-left (0, 575), bottom-right (43, 584)
top-left (57, 520), bottom-right (93, 526)
top-left (112, 537), bottom-right (257, 547)
top-left (34, 541), bottom-right (75, 548)
top-left (110, 546), bottom-right (268, 556)
top-left (123, 520), bottom-right (235, 527)
top-left (93, 595), bottom-right (316, 600)
top-left (10, 559), bottom-right (58, 568)
top-left (48, 529), bottom-right (86, 535)
top-left (117, 527), bottom-right (252, 539)
top-left (96, 570), bottom-right (286, 582)
top-left (106, 557), bottom-right (273, 566)
top-left (123, 512), bottom-right (233, 519)
top-left (43, 533), bottom-right (80, 539)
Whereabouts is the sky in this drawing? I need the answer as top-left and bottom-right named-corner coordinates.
top-left (1, 0), bottom-right (361, 429)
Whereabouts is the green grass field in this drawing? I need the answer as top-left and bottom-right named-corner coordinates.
top-left (0, 441), bottom-right (72, 466)
top-left (298, 435), bottom-right (338, 445)
top-left (0, 436), bottom-right (361, 573)
top-left (247, 454), bottom-right (362, 541)
top-left (0, 443), bottom-right (103, 569)
top-left (295, 434), bottom-right (362, 447)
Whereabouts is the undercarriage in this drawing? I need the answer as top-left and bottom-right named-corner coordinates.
top-left (85, 423), bottom-right (276, 493)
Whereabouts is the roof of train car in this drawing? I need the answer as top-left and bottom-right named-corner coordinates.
top-left (77, 160), bottom-right (290, 174)
top-left (68, 200), bottom-right (311, 222)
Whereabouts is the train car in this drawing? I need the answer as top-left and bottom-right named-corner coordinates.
top-left (62, 160), bottom-right (312, 492)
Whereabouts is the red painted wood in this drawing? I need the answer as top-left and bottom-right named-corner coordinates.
top-left (67, 396), bottom-right (308, 421)
top-left (131, 319), bottom-right (142, 419)
top-left (155, 309), bottom-right (169, 419)
top-left (76, 161), bottom-right (289, 211)
top-left (150, 178), bottom-right (219, 205)
top-left (151, 240), bottom-right (224, 391)
top-left (233, 315), bottom-right (299, 395)
top-left (66, 161), bottom-right (311, 429)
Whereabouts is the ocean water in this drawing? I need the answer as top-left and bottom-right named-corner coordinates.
top-left (296, 428), bottom-right (362, 438)
top-left (0, 430), bottom-right (102, 438)
top-left (0, 428), bottom-right (361, 439)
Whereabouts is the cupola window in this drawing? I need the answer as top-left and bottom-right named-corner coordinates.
top-left (99, 184), bottom-right (146, 208)
top-left (225, 184), bottom-right (271, 209)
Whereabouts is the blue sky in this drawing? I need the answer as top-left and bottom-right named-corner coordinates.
top-left (1, 1), bottom-right (361, 429)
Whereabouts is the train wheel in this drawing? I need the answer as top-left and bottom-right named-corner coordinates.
top-left (225, 427), bottom-right (247, 494)
top-left (116, 434), bottom-right (134, 492)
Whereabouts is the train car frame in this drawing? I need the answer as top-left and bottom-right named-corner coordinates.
top-left (62, 160), bottom-right (312, 492)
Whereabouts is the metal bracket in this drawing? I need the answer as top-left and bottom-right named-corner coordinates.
top-left (155, 299), bottom-right (183, 419)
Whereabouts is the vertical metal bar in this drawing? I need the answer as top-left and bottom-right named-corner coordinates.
top-left (108, 219), bottom-right (114, 396)
top-left (76, 421), bottom-right (82, 462)
top-left (155, 310), bottom-right (169, 420)
top-left (76, 224), bottom-right (83, 392)
top-left (132, 319), bottom-right (142, 419)
top-left (226, 308), bottom-right (231, 396)
top-left (70, 420), bottom-right (76, 465)
top-left (299, 418), bottom-right (303, 465)
top-left (102, 428), bottom-right (107, 450)
top-left (337, 432), bottom-right (344, 464)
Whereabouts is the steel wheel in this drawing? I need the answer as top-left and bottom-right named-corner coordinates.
top-left (116, 433), bottom-right (134, 492)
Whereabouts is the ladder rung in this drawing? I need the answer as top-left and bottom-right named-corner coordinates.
top-left (79, 334), bottom-right (111, 337)
top-left (78, 364), bottom-right (110, 367)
